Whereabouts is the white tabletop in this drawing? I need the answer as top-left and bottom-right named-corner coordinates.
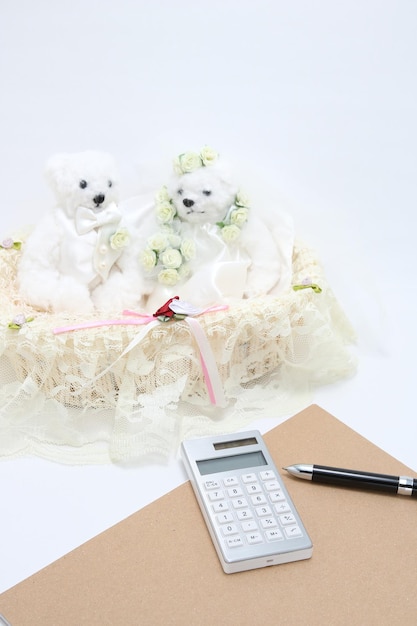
top-left (1, 0), bottom-right (416, 595)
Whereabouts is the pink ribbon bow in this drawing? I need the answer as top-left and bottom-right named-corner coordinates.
top-left (53, 298), bottom-right (228, 406)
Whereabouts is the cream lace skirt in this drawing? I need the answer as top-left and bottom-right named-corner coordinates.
top-left (0, 241), bottom-right (356, 463)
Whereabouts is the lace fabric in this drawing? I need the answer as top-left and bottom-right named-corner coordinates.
top-left (0, 240), bottom-right (356, 464)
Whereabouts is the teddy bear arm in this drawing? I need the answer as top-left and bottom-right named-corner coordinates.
top-left (92, 265), bottom-right (145, 313)
top-left (18, 218), bottom-right (61, 300)
top-left (18, 216), bottom-right (97, 312)
top-left (19, 256), bottom-right (94, 314)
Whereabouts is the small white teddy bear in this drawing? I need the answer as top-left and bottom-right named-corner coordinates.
top-left (18, 150), bottom-right (141, 314)
top-left (136, 147), bottom-right (294, 310)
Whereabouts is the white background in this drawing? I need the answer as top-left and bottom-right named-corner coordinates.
top-left (1, 0), bottom-right (416, 595)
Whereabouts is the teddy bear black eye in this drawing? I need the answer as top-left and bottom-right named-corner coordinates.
top-left (177, 188), bottom-right (183, 196)
top-left (108, 180), bottom-right (113, 188)
top-left (203, 190), bottom-right (212, 196)
top-left (79, 180), bottom-right (87, 189)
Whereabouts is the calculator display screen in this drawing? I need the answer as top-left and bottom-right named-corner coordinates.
top-left (213, 437), bottom-right (258, 450)
top-left (196, 451), bottom-right (267, 475)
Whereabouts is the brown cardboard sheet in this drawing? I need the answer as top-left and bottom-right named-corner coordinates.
top-left (1, 404), bottom-right (416, 625)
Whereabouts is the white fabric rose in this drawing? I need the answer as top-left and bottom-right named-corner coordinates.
top-left (176, 151), bottom-right (203, 174)
top-left (155, 186), bottom-right (171, 204)
top-left (155, 201), bottom-right (176, 224)
top-left (147, 232), bottom-right (169, 252)
top-left (200, 146), bottom-right (218, 166)
top-left (230, 207), bottom-right (249, 227)
top-left (180, 238), bottom-right (196, 261)
top-left (172, 156), bottom-right (183, 176)
top-left (140, 248), bottom-right (157, 270)
top-left (110, 228), bottom-right (130, 250)
top-left (158, 268), bottom-right (179, 285)
top-left (160, 247), bottom-right (182, 269)
top-left (235, 191), bottom-right (250, 207)
top-left (221, 224), bottom-right (241, 243)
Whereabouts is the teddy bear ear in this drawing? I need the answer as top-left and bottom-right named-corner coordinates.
top-left (44, 153), bottom-right (72, 194)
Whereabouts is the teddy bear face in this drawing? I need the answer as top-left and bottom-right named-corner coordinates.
top-left (45, 150), bottom-right (120, 218)
top-left (167, 163), bottom-right (238, 225)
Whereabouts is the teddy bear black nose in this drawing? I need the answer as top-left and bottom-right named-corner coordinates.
top-left (183, 198), bottom-right (194, 208)
top-left (93, 194), bottom-right (105, 206)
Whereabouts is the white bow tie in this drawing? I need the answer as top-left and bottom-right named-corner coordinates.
top-left (75, 204), bottom-right (122, 235)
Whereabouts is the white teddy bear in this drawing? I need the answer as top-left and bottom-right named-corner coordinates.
top-left (134, 147), bottom-right (294, 310)
top-left (18, 150), bottom-right (141, 314)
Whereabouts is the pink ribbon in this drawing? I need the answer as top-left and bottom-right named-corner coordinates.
top-left (53, 303), bottom-right (228, 406)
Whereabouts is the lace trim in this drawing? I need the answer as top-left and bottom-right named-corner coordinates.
top-left (0, 239), bottom-right (356, 463)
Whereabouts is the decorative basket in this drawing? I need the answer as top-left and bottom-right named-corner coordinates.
top-left (0, 240), bottom-right (356, 463)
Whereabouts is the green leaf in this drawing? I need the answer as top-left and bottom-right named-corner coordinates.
top-left (293, 283), bottom-right (322, 293)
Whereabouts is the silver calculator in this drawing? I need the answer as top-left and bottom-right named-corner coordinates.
top-left (181, 429), bottom-right (313, 574)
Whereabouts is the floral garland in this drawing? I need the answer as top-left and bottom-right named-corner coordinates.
top-left (140, 146), bottom-right (250, 286)
top-left (140, 216), bottom-right (196, 287)
top-left (140, 186), bottom-right (250, 286)
top-left (173, 146), bottom-right (219, 175)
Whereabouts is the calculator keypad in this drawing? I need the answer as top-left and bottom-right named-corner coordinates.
top-left (204, 471), bottom-right (303, 548)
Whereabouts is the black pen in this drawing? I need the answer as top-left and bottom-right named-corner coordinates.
top-left (283, 464), bottom-right (417, 497)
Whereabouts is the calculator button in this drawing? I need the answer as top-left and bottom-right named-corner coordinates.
top-left (246, 531), bottom-right (263, 545)
top-left (204, 479), bottom-right (221, 490)
top-left (236, 508), bottom-right (253, 521)
top-left (269, 491), bottom-right (286, 503)
top-left (266, 529), bottom-right (284, 541)
top-left (274, 501), bottom-right (292, 514)
top-left (232, 497), bottom-right (248, 509)
top-left (260, 470), bottom-right (276, 481)
top-left (223, 476), bottom-right (239, 487)
top-left (246, 483), bottom-right (262, 494)
top-left (284, 525), bottom-right (303, 539)
top-left (227, 486), bottom-right (243, 498)
top-left (251, 493), bottom-right (267, 505)
top-left (241, 520), bottom-right (258, 532)
top-left (216, 512), bottom-right (234, 524)
top-left (264, 480), bottom-right (281, 491)
top-left (222, 523), bottom-right (239, 536)
top-left (279, 513), bottom-right (297, 526)
top-left (255, 505), bottom-right (272, 517)
top-left (241, 473), bottom-right (257, 483)
top-left (212, 501), bottom-right (229, 512)
top-left (226, 536), bottom-right (244, 548)
top-left (208, 490), bottom-right (224, 501)
top-left (260, 517), bottom-right (277, 529)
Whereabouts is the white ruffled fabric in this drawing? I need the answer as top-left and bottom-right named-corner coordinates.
top-left (0, 240), bottom-right (356, 464)
top-left (144, 209), bottom-right (295, 311)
